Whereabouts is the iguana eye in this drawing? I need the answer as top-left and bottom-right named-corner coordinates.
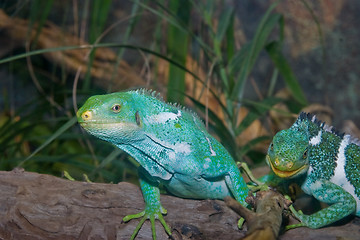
top-left (111, 104), bottom-right (121, 113)
top-left (302, 149), bottom-right (308, 159)
top-left (270, 142), bottom-right (274, 151)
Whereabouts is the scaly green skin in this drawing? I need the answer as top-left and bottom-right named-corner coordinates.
top-left (266, 112), bottom-right (360, 229)
top-left (77, 89), bottom-right (249, 239)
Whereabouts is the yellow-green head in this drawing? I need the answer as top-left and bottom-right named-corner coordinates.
top-left (266, 127), bottom-right (310, 178)
top-left (77, 91), bottom-right (145, 144)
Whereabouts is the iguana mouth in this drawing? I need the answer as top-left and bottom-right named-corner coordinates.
top-left (79, 122), bottom-right (140, 134)
top-left (268, 158), bottom-right (308, 178)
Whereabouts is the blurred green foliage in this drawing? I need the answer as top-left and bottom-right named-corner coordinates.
top-left (0, 0), bottom-right (307, 184)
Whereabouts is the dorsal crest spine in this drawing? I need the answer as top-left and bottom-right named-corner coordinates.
top-left (132, 88), bottom-right (203, 123)
top-left (297, 112), bottom-right (360, 145)
top-left (133, 88), bottom-right (164, 102)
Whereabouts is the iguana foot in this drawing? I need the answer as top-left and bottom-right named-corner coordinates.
top-left (247, 183), bottom-right (269, 193)
top-left (285, 204), bottom-right (306, 230)
top-left (123, 205), bottom-right (171, 240)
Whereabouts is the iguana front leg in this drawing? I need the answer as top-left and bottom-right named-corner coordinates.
top-left (287, 180), bottom-right (357, 229)
top-left (123, 178), bottom-right (171, 239)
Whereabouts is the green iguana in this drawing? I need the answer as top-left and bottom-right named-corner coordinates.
top-left (266, 112), bottom-right (360, 228)
top-left (77, 89), bottom-right (249, 239)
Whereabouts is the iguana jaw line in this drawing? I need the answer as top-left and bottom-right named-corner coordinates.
top-left (79, 121), bottom-right (137, 129)
top-left (268, 159), bottom-right (308, 178)
top-left (79, 122), bottom-right (141, 136)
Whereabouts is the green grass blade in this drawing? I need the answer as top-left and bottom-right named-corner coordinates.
top-left (266, 41), bottom-right (307, 106)
top-left (228, 42), bottom-right (250, 78)
top-left (230, 2), bottom-right (281, 101)
top-left (112, 0), bottom-right (142, 70)
top-left (225, 10), bottom-right (236, 63)
top-left (18, 116), bottom-right (77, 167)
top-left (212, 6), bottom-right (235, 90)
top-left (0, 44), bottom-right (201, 81)
top-left (29, 0), bottom-right (54, 48)
top-left (94, 148), bottom-right (122, 172)
top-left (141, 0), bottom-right (213, 54)
top-left (235, 97), bottom-right (282, 135)
top-left (83, 0), bottom-right (112, 90)
top-left (89, 0), bottom-right (112, 43)
top-left (166, 0), bottom-right (191, 104)
top-left (238, 136), bottom-right (271, 157)
top-left (216, 7), bottom-right (234, 43)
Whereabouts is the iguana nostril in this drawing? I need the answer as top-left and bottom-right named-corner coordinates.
top-left (286, 161), bottom-right (294, 168)
top-left (81, 111), bottom-right (92, 120)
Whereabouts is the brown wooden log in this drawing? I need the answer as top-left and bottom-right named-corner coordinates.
top-left (0, 169), bottom-right (245, 240)
top-left (1, 169), bottom-right (359, 240)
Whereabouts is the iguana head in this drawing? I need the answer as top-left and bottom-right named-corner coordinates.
top-left (77, 92), bottom-right (145, 144)
top-left (266, 127), bottom-right (310, 178)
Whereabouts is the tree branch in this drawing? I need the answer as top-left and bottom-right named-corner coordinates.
top-left (225, 190), bottom-right (289, 240)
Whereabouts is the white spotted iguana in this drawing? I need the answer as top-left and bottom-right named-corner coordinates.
top-left (266, 112), bottom-right (360, 228)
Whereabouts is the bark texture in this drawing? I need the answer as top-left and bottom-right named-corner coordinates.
top-left (0, 169), bottom-right (244, 240)
top-left (0, 169), bottom-right (359, 240)
top-left (225, 190), bottom-right (289, 240)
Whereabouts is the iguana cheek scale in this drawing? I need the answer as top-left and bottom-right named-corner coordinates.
top-left (77, 89), bottom-right (249, 239)
top-left (266, 112), bottom-right (360, 229)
